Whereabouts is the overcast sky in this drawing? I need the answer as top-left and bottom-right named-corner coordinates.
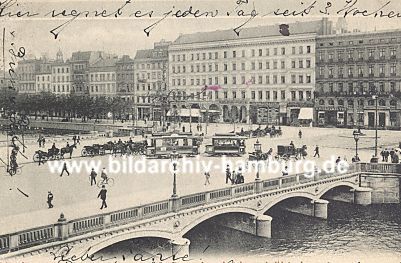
top-left (2, 0), bottom-right (401, 64)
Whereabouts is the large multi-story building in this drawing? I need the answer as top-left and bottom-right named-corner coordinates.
top-left (168, 20), bottom-right (333, 125)
top-left (88, 57), bottom-right (118, 97)
top-left (116, 55), bottom-right (135, 102)
top-left (134, 40), bottom-right (170, 121)
top-left (50, 50), bottom-right (72, 95)
top-left (315, 30), bottom-right (401, 129)
top-left (69, 51), bottom-right (113, 95)
top-left (35, 57), bottom-right (53, 93)
top-left (17, 59), bottom-right (42, 94)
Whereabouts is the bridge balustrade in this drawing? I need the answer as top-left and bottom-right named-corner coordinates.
top-left (233, 183), bottom-right (254, 197)
top-left (110, 208), bottom-right (139, 225)
top-left (210, 189), bottom-right (232, 201)
top-left (262, 179), bottom-right (280, 190)
top-left (181, 193), bottom-right (207, 209)
top-left (70, 216), bottom-right (104, 237)
top-left (0, 236), bottom-right (9, 254)
top-left (0, 163), bottom-right (397, 255)
top-left (17, 226), bottom-right (55, 250)
top-left (142, 201), bottom-right (169, 217)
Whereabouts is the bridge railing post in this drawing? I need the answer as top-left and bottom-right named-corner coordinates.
top-left (169, 196), bottom-right (182, 213)
top-left (9, 234), bottom-right (19, 252)
top-left (278, 178), bottom-right (282, 188)
top-left (55, 213), bottom-right (69, 241)
top-left (255, 179), bottom-right (262, 194)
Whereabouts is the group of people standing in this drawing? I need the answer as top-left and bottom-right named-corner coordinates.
top-left (225, 165), bottom-right (245, 185)
top-left (380, 149), bottom-right (400, 163)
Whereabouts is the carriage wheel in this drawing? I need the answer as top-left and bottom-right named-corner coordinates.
top-left (97, 180), bottom-right (104, 188)
top-left (81, 149), bottom-right (87, 156)
top-left (99, 149), bottom-right (105, 155)
top-left (33, 153), bottom-right (40, 162)
top-left (8, 168), bottom-right (16, 176)
top-left (107, 178), bottom-right (115, 187)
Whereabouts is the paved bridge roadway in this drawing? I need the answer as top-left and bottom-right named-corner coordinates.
top-left (0, 163), bottom-right (399, 262)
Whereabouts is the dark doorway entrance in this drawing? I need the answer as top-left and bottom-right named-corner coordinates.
top-left (379, 113), bottom-right (385, 128)
top-left (368, 112), bottom-right (375, 127)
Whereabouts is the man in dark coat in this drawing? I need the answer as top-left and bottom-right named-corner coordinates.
top-left (98, 185), bottom-right (107, 209)
top-left (47, 191), bottom-right (54, 208)
top-left (90, 168), bottom-right (97, 186)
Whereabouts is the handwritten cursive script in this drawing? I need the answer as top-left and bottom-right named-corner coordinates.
top-left (50, 244), bottom-right (117, 263)
top-left (1, 0), bottom-right (401, 39)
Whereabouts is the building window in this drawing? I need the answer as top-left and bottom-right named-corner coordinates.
top-left (291, 91), bottom-right (296, 101)
top-left (259, 49), bottom-right (262, 56)
top-left (299, 46), bottom-right (303, 54)
top-left (281, 47), bottom-right (285, 55)
top-left (281, 90), bottom-right (285, 100)
top-left (291, 75), bottom-right (296, 84)
top-left (233, 51), bottom-right (236, 58)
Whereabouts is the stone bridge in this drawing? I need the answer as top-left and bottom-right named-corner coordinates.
top-left (0, 163), bottom-right (399, 262)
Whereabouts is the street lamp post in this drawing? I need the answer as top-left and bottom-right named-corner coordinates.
top-left (371, 94), bottom-right (379, 163)
top-left (170, 147), bottom-right (179, 198)
top-left (254, 139), bottom-right (262, 180)
top-left (353, 130), bottom-right (360, 162)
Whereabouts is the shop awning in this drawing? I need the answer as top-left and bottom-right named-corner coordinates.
top-left (167, 109), bottom-right (200, 117)
top-left (298, 108), bottom-right (314, 120)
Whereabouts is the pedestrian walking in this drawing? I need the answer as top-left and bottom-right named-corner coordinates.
top-left (42, 137), bottom-right (46, 148)
top-left (204, 171), bottom-right (211, 185)
top-left (335, 156), bottom-right (341, 164)
top-left (77, 136), bottom-right (81, 145)
top-left (298, 130), bottom-right (302, 139)
top-left (313, 146), bottom-right (320, 158)
top-left (38, 150), bottom-right (44, 166)
top-left (231, 170), bottom-right (237, 185)
top-left (98, 185), bottom-right (108, 209)
top-left (73, 135), bottom-right (77, 145)
top-left (37, 136), bottom-right (42, 148)
top-left (225, 165), bottom-right (231, 184)
top-left (90, 168), bottom-right (97, 186)
top-left (60, 162), bottom-right (70, 177)
top-left (47, 191), bottom-right (54, 208)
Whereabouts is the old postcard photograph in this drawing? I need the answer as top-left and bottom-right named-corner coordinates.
top-left (1, 0), bottom-right (401, 262)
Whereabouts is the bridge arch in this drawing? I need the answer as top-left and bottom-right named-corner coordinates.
top-left (179, 206), bottom-right (257, 236)
top-left (316, 181), bottom-right (358, 199)
top-left (75, 230), bottom-right (174, 256)
top-left (261, 191), bottom-right (317, 214)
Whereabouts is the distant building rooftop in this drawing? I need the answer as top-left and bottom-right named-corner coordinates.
top-left (172, 20), bottom-right (328, 45)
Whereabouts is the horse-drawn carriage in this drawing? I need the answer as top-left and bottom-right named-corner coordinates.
top-left (81, 140), bottom-right (146, 157)
top-left (33, 144), bottom-right (76, 162)
top-left (236, 126), bottom-right (282, 138)
top-left (275, 145), bottom-right (307, 160)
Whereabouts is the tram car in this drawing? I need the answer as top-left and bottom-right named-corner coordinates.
top-left (145, 133), bottom-right (202, 158)
top-left (205, 134), bottom-right (247, 156)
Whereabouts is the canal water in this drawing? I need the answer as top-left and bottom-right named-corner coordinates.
top-left (98, 201), bottom-right (401, 263)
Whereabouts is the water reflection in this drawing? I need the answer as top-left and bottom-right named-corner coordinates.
top-left (97, 202), bottom-right (401, 262)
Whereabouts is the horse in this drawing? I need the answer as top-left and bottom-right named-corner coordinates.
top-left (295, 145), bottom-right (308, 159)
top-left (60, 144), bottom-right (77, 159)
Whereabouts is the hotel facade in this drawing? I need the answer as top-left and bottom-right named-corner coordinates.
top-left (167, 20), bottom-right (333, 125)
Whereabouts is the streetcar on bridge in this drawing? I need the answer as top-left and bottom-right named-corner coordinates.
top-left (205, 133), bottom-right (247, 156)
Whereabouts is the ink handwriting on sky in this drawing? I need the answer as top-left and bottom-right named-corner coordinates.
top-left (0, 0), bottom-right (401, 39)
